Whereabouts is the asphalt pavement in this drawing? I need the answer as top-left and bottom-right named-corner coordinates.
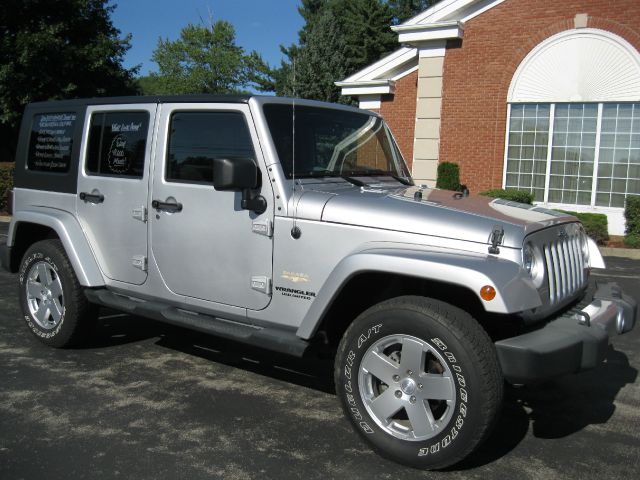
top-left (0, 221), bottom-right (639, 479)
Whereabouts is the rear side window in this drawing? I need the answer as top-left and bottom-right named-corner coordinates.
top-left (28, 113), bottom-right (77, 172)
top-left (86, 111), bottom-right (149, 178)
top-left (166, 111), bottom-right (255, 184)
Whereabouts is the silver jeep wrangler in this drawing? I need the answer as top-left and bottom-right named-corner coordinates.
top-left (1, 95), bottom-right (636, 469)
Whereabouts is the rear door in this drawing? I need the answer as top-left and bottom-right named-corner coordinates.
top-left (149, 103), bottom-right (273, 310)
top-left (76, 104), bottom-right (157, 285)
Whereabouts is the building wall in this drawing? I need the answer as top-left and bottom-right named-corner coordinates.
top-left (438, 0), bottom-right (640, 194)
top-left (377, 70), bottom-right (418, 170)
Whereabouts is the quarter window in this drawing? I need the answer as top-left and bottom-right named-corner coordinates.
top-left (86, 111), bottom-right (149, 178)
top-left (166, 111), bottom-right (255, 184)
top-left (27, 112), bottom-right (77, 173)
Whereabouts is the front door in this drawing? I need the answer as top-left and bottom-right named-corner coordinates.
top-left (150, 104), bottom-right (273, 310)
top-left (76, 104), bottom-right (157, 285)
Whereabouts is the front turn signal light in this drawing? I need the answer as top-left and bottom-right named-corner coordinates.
top-left (480, 285), bottom-right (496, 301)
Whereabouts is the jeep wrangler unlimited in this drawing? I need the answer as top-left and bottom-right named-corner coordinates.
top-left (1, 95), bottom-right (636, 469)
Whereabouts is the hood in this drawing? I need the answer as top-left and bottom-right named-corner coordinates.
top-left (292, 180), bottom-right (576, 248)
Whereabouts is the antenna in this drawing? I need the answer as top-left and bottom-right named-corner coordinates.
top-left (291, 57), bottom-right (301, 239)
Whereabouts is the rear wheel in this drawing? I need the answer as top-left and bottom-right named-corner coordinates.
top-left (334, 296), bottom-right (503, 469)
top-left (19, 239), bottom-right (96, 347)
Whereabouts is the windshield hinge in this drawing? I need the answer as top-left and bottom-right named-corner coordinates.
top-left (488, 225), bottom-right (504, 254)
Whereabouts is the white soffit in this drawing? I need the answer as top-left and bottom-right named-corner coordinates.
top-left (509, 29), bottom-right (640, 103)
top-left (341, 47), bottom-right (417, 83)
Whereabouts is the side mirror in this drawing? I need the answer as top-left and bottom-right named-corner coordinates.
top-left (212, 157), bottom-right (267, 215)
top-left (213, 157), bottom-right (259, 191)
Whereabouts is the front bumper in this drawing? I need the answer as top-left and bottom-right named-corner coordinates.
top-left (495, 282), bottom-right (637, 384)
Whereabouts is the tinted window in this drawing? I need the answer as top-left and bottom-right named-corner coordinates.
top-left (166, 111), bottom-right (255, 183)
top-left (86, 111), bottom-right (149, 178)
top-left (28, 112), bottom-right (77, 172)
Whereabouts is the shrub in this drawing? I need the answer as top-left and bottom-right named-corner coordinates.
top-left (0, 162), bottom-right (14, 214)
top-left (559, 210), bottom-right (609, 245)
top-left (624, 196), bottom-right (640, 248)
top-left (625, 195), bottom-right (640, 235)
top-left (624, 234), bottom-right (640, 248)
top-left (479, 188), bottom-right (534, 205)
top-left (436, 162), bottom-right (460, 191)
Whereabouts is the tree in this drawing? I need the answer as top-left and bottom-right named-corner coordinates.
top-left (274, 0), bottom-right (397, 102)
top-left (0, 0), bottom-right (138, 160)
top-left (388, 0), bottom-right (438, 24)
top-left (292, 8), bottom-right (348, 102)
top-left (147, 21), bottom-right (272, 95)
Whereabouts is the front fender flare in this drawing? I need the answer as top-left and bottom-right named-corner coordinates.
top-left (296, 248), bottom-right (541, 340)
top-left (8, 208), bottom-right (104, 286)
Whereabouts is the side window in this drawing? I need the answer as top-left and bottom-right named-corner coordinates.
top-left (166, 111), bottom-right (255, 184)
top-left (27, 112), bottom-right (77, 172)
top-left (86, 111), bottom-right (149, 178)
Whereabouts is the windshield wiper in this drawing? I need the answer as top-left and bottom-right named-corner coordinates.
top-left (294, 169), bottom-right (367, 186)
top-left (345, 168), bottom-right (414, 186)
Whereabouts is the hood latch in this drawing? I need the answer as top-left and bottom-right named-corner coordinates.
top-left (488, 225), bottom-right (504, 254)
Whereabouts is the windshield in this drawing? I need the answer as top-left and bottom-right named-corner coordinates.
top-left (263, 104), bottom-right (411, 180)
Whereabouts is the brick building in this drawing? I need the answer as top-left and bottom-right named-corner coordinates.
top-left (336, 0), bottom-right (640, 234)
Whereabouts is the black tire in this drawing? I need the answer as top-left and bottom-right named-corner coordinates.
top-left (18, 239), bottom-right (96, 347)
top-left (334, 296), bottom-right (503, 469)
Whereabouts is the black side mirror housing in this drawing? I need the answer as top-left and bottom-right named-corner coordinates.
top-left (213, 157), bottom-right (259, 191)
top-left (212, 157), bottom-right (267, 214)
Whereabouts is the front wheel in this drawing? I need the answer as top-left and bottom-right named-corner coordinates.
top-left (334, 296), bottom-right (503, 469)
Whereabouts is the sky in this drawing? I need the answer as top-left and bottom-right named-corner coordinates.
top-left (110, 0), bottom-right (304, 77)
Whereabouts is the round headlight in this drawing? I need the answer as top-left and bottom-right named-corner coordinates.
top-left (523, 243), bottom-right (536, 275)
top-left (523, 242), bottom-right (544, 287)
top-left (580, 230), bottom-right (590, 266)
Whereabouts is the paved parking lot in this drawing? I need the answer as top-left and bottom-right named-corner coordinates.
top-left (0, 221), bottom-right (639, 479)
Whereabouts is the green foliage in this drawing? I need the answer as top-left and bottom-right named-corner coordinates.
top-left (0, 163), bottom-right (14, 213)
top-left (0, 0), bottom-right (138, 160)
top-left (624, 196), bottom-right (640, 248)
top-left (479, 189), bottom-right (535, 205)
top-left (624, 234), bottom-right (640, 249)
top-left (435, 162), bottom-right (461, 191)
top-left (149, 22), bottom-right (272, 94)
top-left (558, 211), bottom-right (609, 245)
top-left (624, 195), bottom-right (640, 235)
top-left (388, 0), bottom-right (438, 24)
top-left (275, 0), bottom-right (404, 102)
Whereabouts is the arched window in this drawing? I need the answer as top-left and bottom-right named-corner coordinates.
top-left (503, 29), bottom-right (640, 220)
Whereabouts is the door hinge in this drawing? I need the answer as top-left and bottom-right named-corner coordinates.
top-left (251, 276), bottom-right (272, 295)
top-left (132, 206), bottom-right (147, 223)
top-left (132, 255), bottom-right (148, 272)
top-left (252, 219), bottom-right (273, 237)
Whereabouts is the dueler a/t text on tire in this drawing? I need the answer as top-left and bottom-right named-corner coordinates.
top-left (334, 296), bottom-right (503, 469)
top-left (19, 239), bottom-right (96, 348)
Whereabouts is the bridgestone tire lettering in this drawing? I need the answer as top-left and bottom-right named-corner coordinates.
top-left (19, 240), bottom-right (97, 348)
top-left (334, 296), bottom-right (503, 470)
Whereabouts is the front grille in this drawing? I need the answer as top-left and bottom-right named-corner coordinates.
top-left (542, 229), bottom-right (587, 305)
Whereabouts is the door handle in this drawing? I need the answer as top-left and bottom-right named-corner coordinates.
top-left (79, 191), bottom-right (104, 204)
top-left (152, 199), bottom-right (183, 213)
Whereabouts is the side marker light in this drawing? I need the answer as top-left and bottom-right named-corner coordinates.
top-left (480, 286), bottom-right (496, 301)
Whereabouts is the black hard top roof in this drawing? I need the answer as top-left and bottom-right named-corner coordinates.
top-left (27, 94), bottom-right (252, 108)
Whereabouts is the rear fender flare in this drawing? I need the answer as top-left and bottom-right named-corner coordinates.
top-left (8, 209), bottom-right (104, 286)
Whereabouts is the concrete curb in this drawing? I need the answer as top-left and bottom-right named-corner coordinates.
top-left (0, 216), bottom-right (10, 223)
top-left (600, 247), bottom-right (640, 260)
